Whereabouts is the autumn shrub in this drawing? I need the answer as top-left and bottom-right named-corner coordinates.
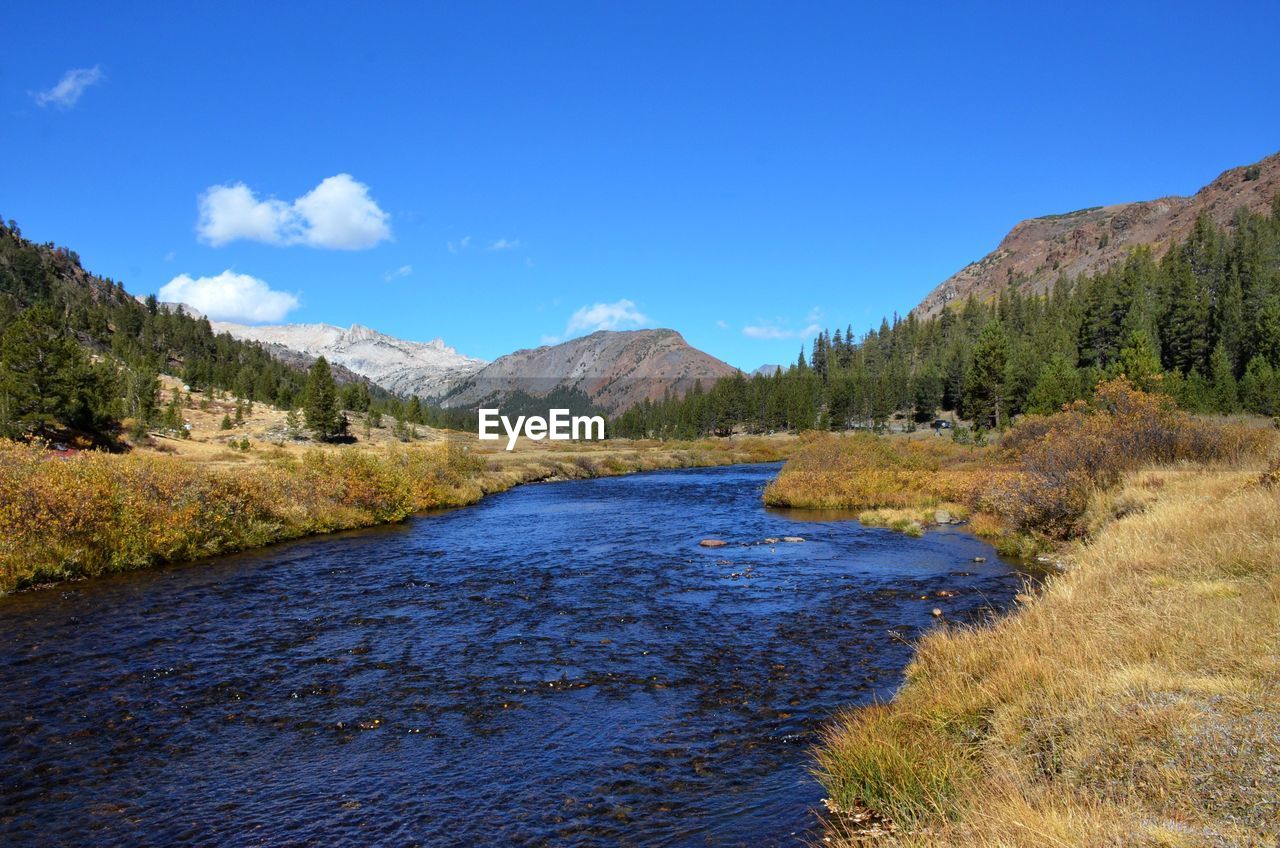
top-left (764, 379), bottom-right (1273, 544)
top-left (0, 440), bottom-right (486, 592)
top-left (1262, 456), bottom-right (1280, 490)
top-left (988, 379), bottom-right (1273, 537)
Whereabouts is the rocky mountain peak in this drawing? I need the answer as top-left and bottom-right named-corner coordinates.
top-left (912, 150), bottom-right (1280, 318)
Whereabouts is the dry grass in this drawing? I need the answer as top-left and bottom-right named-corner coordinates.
top-left (780, 383), bottom-right (1280, 844)
top-left (816, 461), bottom-right (1280, 846)
top-left (765, 380), bottom-right (1274, 556)
top-left (0, 440), bottom-right (483, 591)
top-left (762, 431), bottom-right (990, 511)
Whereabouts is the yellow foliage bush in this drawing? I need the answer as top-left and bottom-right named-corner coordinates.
top-left (766, 379), bottom-right (1275, 542)
top-left (0, 440), bottom-right (483, 592)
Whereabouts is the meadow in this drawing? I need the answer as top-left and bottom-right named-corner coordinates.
top-left (765, 379), bottom-right (1272, 554)
top-left (767, 382), bottom-right (1280, 845)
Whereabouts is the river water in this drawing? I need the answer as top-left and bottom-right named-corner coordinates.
top-left (0, 463), bottom-right (1030, 847)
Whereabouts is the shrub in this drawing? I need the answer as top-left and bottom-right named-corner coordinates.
top-left (0, 440), bottom-right (487, 592)
top-left (989, 379), bottom-right (1272, 537)
top-left (766, 379), bottom-right (1274, 542)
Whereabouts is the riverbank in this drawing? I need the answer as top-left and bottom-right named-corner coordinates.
top-left (818, 459), bottom-right (1279, 846)
top-left (765, 384), bottom-right (1279, 845)
top-left (0, 433), bottom-right (794, 594)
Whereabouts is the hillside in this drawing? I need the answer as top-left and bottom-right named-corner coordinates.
top-left (210, 321), bottom-right (485, 398)
top-left (0, 221), bottom-right (338, 442)
top-left (913, 151), bottom-right (1280, 318)
top-left (442, 329), bottom-right (740, 414)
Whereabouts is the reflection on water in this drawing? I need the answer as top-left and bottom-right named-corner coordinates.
top-left (0, 463), bottom-right (1029, 847)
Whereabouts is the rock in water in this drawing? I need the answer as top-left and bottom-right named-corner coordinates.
top-left (699, 539), bottom-right (728, 548)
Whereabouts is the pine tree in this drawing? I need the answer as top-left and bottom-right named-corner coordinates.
top-left (1118, 329), bottom-right (1163, 391)
top-left (1161, 256), bottom-right (1210, 373)
top-left (1027, 354), bottom-right (1081, 414)
top-left (1208, 342), bottom-right (1239, 413)
top-left (1253, 296), bottom-right (1280, 367)
top-left (1213, 268), bottom-right (1245, 369)
top-left (1239, 356), bottom-right (1278, 415)
top-left (304, 356), bottom-right (341, 441)
top-left (964, 321), bottom-right (1010, 428)
top-left (0, 305), bottom-right (102, 436)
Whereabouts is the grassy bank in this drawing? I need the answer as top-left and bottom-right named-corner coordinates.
top-left (0, 435), bottom-right (791, 594)
top-left (765, 380), bottom-right (1270, 555)
top-left (776, 385), bottom-right (1280, 845)
top-left (818, 459), bottom-right (1280, 846)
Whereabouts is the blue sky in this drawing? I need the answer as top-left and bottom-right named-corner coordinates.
top-left (4, 2), bottom-right (1279, 370)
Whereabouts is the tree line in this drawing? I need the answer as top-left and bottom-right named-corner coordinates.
top-left (0, 219), bottom-right (404, 442)
top-left (613, 198), bottom-right (1280, 439)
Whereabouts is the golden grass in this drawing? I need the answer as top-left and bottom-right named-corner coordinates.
top-left (0, 434), bottom-right (794, 594)
top-left (765, 380), bottom-right (1274, 556)
top-left (762, 432), bottom-right (992, 511)
top-left (817, 461), bottom-right (1280, 846)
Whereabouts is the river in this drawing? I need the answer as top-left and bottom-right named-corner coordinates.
top-left (0, 463), bottom-right (1030, 846)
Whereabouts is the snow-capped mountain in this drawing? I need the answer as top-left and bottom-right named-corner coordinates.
top-left (210, 321), bottom-right (486, 398)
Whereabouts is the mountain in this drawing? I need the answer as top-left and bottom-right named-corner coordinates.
top-left (441, 329), bottom-right (740, 414)
top-left (913, 151), bottom-right (1280, 318)
top-left (752, 364), bottom-right (783, 377)
top-left (209, 321), bottom-right (486, 398)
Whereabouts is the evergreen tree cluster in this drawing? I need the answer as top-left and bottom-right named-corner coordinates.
top-left (614, 201), bottom-right (1280, 438)
top-left (0, 219), bottom-right (326, 438)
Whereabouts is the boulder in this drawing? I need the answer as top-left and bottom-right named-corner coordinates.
top-left (782, 536), bottom-right (805, 543)
top-left (699, 539), bottom-right (728, 548)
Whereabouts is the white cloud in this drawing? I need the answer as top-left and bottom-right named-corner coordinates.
top-left (196, 174), bottom-right (391, 250)
top-left (566, 299), bottom-right (648, 336)
top-left (742, 321), bottom-right (823, 341)
top-left (447, 235), bottom-right (472, 253)
top-left (488, 237), bottom-right (521, 251)
top-left (743, 307), bottom-right (823, 341)
top-left (293, 175), bottom-right (391, 249)
top-left (159, 271), bottom-right (299, 323)
top-left (542, 299), bottom-right (649, 344)
top-left (741, 323), bottom-right (823, 341)
top-left (197, 184), bottom-right (292, 245)
top-left (33, 66), bottom-right (103, 109)
top-left (715, 319), bottom-right (728, 330)
top-left (384, 264), bottom-right (413, 281)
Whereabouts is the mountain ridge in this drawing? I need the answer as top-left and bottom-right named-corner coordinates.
top-left (912, 151), bottom-right (1280, 318)
top-left (210, 320), bottom-right (487, 399)
top-left (442, 328), bottom-right (740, 414)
